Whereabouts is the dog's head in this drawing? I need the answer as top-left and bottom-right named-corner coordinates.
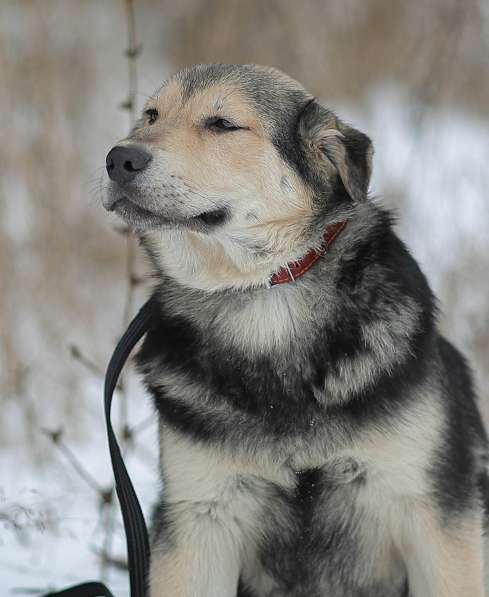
top-left (104, 64), bottom-right (373, 291)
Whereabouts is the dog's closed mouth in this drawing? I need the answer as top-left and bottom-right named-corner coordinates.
top-left (109, 197), bottom-right (227, 231)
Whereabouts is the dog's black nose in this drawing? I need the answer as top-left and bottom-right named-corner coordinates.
top-left (106, 145), bottom-right (152, 184)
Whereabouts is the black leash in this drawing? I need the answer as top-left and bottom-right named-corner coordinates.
top-left (44, 582), bottom-right (115, 597)
top-left (44, 299), bottom-right (154, 597)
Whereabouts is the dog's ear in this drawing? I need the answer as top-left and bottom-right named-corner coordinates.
top-left (298, 100), bottom-right (373, 203)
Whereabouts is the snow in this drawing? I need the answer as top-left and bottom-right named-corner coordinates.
top-left (1, 373), bottom-right (157, 595)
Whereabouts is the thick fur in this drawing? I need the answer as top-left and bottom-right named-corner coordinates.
top-left (104, 64), bottom-right (489, 596)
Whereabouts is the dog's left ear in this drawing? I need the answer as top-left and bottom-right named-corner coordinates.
top-left (298, 100), bottom-right (373, 203)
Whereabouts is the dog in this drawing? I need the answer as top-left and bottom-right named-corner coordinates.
top-left (104, 64), bottom-right (489, 597)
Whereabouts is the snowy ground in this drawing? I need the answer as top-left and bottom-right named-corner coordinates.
top-left (2, 75), bottom-right (489, 595)
top-left (1, 374), bottom-right (157, 595)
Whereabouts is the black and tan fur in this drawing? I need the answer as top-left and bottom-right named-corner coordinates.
top-left (103, 64), bottom-right (489, 597)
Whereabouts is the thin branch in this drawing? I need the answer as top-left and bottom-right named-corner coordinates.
top-left (42, 428), bottom-right (104, 494)
top-left (118, 0), bottom-right (143, 433)
top-left (69, 344), bottom-right (105, 379)
top-left (69, 343), bottom-right (123, 390)
top-left (122, 0), bottom-right (141, 127)
top-left (93, 547), bottom-right (129, 571)
top-left (99, 490), bottom-right (116, 580)
top-left (89, 1), bottom-right (145, 577)
top-left (130, 414), bottom-right (155, 435)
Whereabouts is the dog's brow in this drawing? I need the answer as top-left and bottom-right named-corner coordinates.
top-left (213, 97), bottom-right (224, 112)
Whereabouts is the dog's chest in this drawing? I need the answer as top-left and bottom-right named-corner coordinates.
top-left (158, 422), bottom-right (411, 597)
top-left (243, 463), bottom-right (407, 597)
top-left (136, 312), bottom-right (331, 442)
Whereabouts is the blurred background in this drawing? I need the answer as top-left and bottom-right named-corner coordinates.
top-left (1, 0), bottom-right (488, 593)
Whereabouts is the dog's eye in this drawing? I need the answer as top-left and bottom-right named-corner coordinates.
top-left (145, 108), bottom-right (158, 125)
top-left (205, 117), bottom-right (240, 132)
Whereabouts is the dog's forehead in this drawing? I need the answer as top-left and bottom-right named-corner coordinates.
top-left (174, 64), bottom-right (304, 100)
top-left (155, 64), bottom-right (310, 125)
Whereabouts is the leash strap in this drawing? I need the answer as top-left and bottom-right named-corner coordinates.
top-left (43, 582), bottom-right (115, 597)
top-left (105, 298), bottom-right (153, 596)
top-left (44, 298), bottom-right (154, 597)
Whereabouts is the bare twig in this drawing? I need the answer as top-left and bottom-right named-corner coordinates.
top-left (121, 0), bottom-right (141, 126)
top-left (130, 414), bottom-right (155, 435)
top-left (42, 428), bottom-right (104, 494)
top-left (99, 488), bottom-right (117, 580)
top-left (93, 0), bottom-right (144, 578)
top-left (69, 343), bottom-right (124, 391)
top-left (69, 344), bottom-right (105, 379)
top-left (93, 547), bottom-right (129, 571)
top-left (118, 0), bottom-right (142, 434)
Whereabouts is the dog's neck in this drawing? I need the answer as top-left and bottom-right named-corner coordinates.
top-left (145, 203), bottom-right (427, 371)
top-left (146, 205), bottom-right (431, 405)
top-left (269, 220), bottom-right (348, 286)
top-left (142, 211), bottom-right (352, 293)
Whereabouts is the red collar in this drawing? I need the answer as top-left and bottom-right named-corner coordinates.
top-left (270, 220), bottom-right (347, 286)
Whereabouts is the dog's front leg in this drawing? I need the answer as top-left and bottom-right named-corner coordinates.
top-left (149, 501), bottom-right (242, 597)
top-left (398, 503), bottom-right (485, 596)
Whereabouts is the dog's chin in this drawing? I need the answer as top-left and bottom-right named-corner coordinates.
top-left (108, 196), bottom-right (228, 232)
